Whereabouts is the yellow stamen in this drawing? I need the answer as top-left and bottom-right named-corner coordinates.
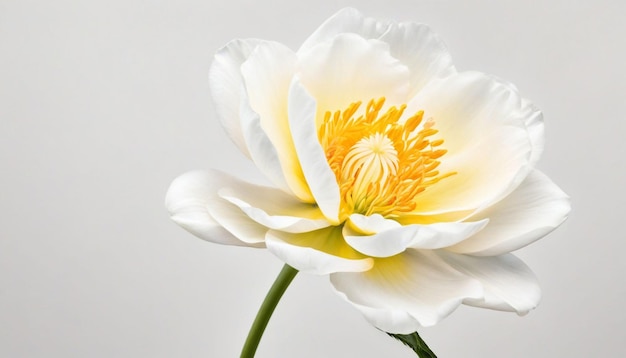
top-left (318, 98), bottom-right (456, 220)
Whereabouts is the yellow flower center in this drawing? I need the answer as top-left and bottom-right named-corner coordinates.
top-left (318, 98), bottom-right (455, 220)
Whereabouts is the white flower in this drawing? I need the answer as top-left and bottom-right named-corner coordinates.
top-left (166, 8), bottom-right (570, 333)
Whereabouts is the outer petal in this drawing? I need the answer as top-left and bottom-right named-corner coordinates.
top-left (165, 170), bottom-right (266, 247)
top-left (296, 33), bottom-right (410, 128)
top-left (299, 8), bottom-right (455, 97)
top-left (265, 227), bottom-right (374, 275)
top-left (218, 183), bottom-right (331, 234)
top-left (522, 99), bottom-right (545, 168)
top-left (343, 214), bottom-right (488, 257)
top-left (345, 214), bottom-right (400, 234)
top-left (287, 79), bottom-right (341, 223)
top-left (379, 21), bottom-right (455, 97)
top-left (208, 39), bottom-right (263, 157)
top-left (406, 72), bottom-right (535, 215)
top-left (299, 8), bottom-right (388, 51)
top-left (449, 170), bottom-right (570, 256)
top-left (240, 41), bottom-right (314, 202)
top-left (436, 251), bottom-right (541, 314)
top-left (330, 250), bottom-right (483, 332)
top-left (239, 91), bottom-right (292, 194)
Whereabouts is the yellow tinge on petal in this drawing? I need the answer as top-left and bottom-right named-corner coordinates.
top-left (318, 98), bottom-right (456, 221)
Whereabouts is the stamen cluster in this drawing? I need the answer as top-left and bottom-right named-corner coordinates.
top-left (318, 98), bottom-right (455, 220)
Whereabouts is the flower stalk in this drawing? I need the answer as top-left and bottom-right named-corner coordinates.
top-left (240, 264), bottom-right (299, 358)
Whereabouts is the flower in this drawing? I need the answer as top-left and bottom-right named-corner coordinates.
top-left (166, 8), bottom-right (570, 333)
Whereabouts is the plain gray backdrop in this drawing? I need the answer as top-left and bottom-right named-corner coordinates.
top-left (1, 0), bottom-right (624, 357)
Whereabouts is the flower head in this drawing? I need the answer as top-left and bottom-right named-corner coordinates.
top-left (166, 8), bottom-right (570, 333)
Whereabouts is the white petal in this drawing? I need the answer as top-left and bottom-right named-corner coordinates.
top-left (218, 183), bottom-right (331, 234)
top-left (209, 39), bottom-right (263, 157)
top-left (299, 8), bottom-right (388, 52)
top-left (407, 72), bottom-right (536, 215)
top-left (404, 220), bottom-right (489, 249)
top-left (330, 250), bottom-right (483, 332)
top-left (240, 41), bottom-right (314, 202)
top-left (165, 170), bottom-right (266, 247)
top-left (343, 216), bottom-right (409, 258)
top-left (343, 214), bottom-right (488, 257)
top-left (449, 170), bottom-right (570, 256)
top-left (379, 21), bottom-right (455, 97)
top-left (206, 197), bottom-right (268, 247)
top-left (296, 32), bottom-right (410, 128)
top-left (287, 79), bottom-right (341, 223)
top-left (522, 99), bottom-right (545, 168)
top-left (239, 90), bottom-right (292, 194)
top-left (265, 228), bottom-right (373, 275)
top-left (436, 251), bottom-right (541, 314)
top-left (346, 214), bottom-right (401, 234)
top-left (299, 8), bottom-right (455, 97)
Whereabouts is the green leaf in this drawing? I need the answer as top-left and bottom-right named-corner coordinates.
top-left (387, 331), bottom-right (437, 358)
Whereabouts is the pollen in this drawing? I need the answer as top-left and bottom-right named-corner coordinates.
top-left (318, 98), bottom-right (456, 220)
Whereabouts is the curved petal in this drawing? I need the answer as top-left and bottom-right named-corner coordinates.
top-left (296, 32), bottom-right (410, 128)
top-left (330, 250), bottom-right (483, 332)
top-left (406, 72), bottom-right (536, 215)
top-left (165, 170), bottom-right (266, 247)
top-left (208, 39), bottom-right (263, 157)
top-left (265, 227), bottom-right (373, 275)
top-left (299, 8), bottom-right (455, 97)
top-left (239, 90), bottom-right (292, 194)
top-left (240, 41), bottom-right (314, 202)
top-left (218, 183), bottom-right (331, 234)
top-left (521, 99), bottom-right (545, 168)
top-left (449, 170), bottom-right (570, 256)
top-left (395, 209), bottom-right (477, 226)
top-left (287, 79), bottom-right (341, 223)
top-left (346, 214), bottom-right (401, 234)
top-left (379, 21), bottom-right (455, 97)
top-left (436, 251), bottom-right (541, 314)
top-left (299, 8), bottom-right (389, 52)
top-left (404, 220), bottom-right (489, 250)
top-left (342, 216), bottom-right (408, 258)
top-left (343, 214), bottom-right (488, 257)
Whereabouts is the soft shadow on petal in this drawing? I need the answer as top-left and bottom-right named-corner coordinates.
top-left (436, 251), bottom-right (541, 314)
top-left (379, 21), bottom-right (455, 97)
top-left (448, 170), bottom-right (570, 256)
top-left (521, 99), bottom-right (545, 168)
top-left (298, 8), bottom-right (388, 53)
top-left (403, 220), bottom-right (489, 250)
top-left (343, 214), bottom-right (488, 257)
top-left (209, 38), bottom-right (263, 157)
top-left (395, 209), bottom-right (477, 226)
top-left (165, 170), bottom-right (266, 247)
top-left (343, 216), bottom-right (408, 258)
top-left (330, 250), bottom-right (483, 332)
top-left (407, 72), bottom-right (535, 215)
top-left (288, 79), bottom-right (341, 223)
top-left (265, 227), bottom-right (373, 275)
top-left (299, 8), bottom-right (455, 98)
top-left (297, 33), bottom-right (410, 129)
top-left (239, 90), bottom-right (292, 195)
top-left (346, 214), bottom-right (401, 235)
top-left (240, 41), bottom-right (314, 203)
top-left (218, 183), bottom-right (331, 234)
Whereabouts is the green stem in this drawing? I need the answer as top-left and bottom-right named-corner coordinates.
top-left (240, 264), bottom-right (298, 358)
top-left (387, 332), bottom-right (437, 358)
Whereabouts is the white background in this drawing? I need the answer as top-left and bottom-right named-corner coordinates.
top-left (1, 0), bottom-right (624, 357)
